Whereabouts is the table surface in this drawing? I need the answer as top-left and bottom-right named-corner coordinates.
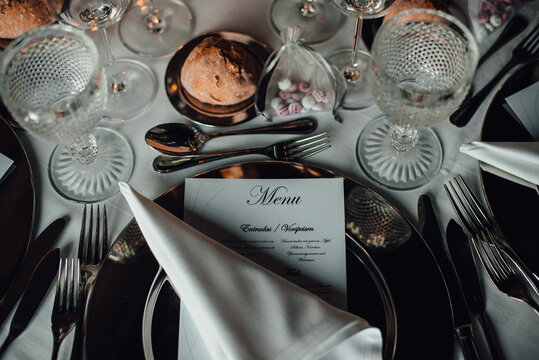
top-left (1, 1), bottom-right (538, 359)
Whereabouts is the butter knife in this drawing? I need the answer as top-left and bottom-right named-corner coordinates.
top-left (418, 195), bottom-right (480, 360)
top-left (0, 248), bottom-right (60, 355)
top-left (446, 219), bottom-right (500, 359)
top-left (0, 218), bottom-right (66, 327)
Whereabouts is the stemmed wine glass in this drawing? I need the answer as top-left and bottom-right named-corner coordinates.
top-left (119, 0), bottom-right (195, 58)
top-left (328, 0), bottom-right (400, 109)
top-left (51, 0), bottom-right (158, 120)
top-left (0, 25), bottom-right (134, 202)
top-left (269, 0), bottom-right (345, 44)
top-left (357, 9), bottom-right (478, 190)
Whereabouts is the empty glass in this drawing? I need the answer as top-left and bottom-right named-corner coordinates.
top-left (119, 0), bottom-right (195, 58)
top-left (357, 9), bottom-right (478, 190)
top-left (0, 25), bottom-right (134, 202)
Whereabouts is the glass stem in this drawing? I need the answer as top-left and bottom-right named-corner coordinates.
top-left (99, 28), bottom-right (127, 93)
top-left (68, 134), bottom-right (98, 165)
top-left (388, 123), bottom-right (419, 152)
top-left (299, 0), bottom-right (317, 17)
top-left (344, 16), bottom-right (364, 82)
top-left (145, 0), bottom-right (166, 33)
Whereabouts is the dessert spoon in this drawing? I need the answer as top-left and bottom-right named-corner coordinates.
top-left (145, 117), bottom-right (316, 155)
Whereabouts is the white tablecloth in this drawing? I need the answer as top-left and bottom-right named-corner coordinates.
top-left (1, 0), bottom-right (538, 359)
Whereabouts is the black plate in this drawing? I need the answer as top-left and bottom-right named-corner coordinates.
top-left (165, 32), bottom-right (271, 127)
top-left (85, 161), bottom-right (453, 360)
top-left (0, 108), bottom-right (35, 299)
top-left (480, 57), bottom-right (539, 275)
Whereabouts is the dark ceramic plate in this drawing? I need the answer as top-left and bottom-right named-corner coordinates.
top-left (165, 32), bottom-right (271, 127)
top-left (0, 108), bottom-right (35, 299)
top-left (480, 57), bottom-right (539, 275)
top-left (85, 161), bottom-right (453, 360)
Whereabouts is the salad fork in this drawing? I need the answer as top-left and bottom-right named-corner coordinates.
top-left (153, 132), bottom-right (331, 173)
top-left (450, 23), bottom-right (539, 127)
top-left (51, 258), bottom-right (80, 360)
top-left (444, 175), bottom-right (539, 312)
top-left (70, 204), bottom-right (108, 360)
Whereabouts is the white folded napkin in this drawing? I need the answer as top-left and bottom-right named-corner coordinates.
top-left (119, 182), bottom-right (382, 360)
top-left (460, 141), bottom-right (539, 189)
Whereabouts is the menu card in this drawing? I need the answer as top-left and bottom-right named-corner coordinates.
top-left (179, 178), bottom-right (347, 360)
top-left (0, 153), bottom-right (15, 184)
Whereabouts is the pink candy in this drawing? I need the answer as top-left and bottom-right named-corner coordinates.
top-left (288, 102), bottom-right (302, 114)
top-left (288, 80), bottom-right (298, 92)
top-left (276, 103), bottom-right (289, 116)
top-left (312, 89), bottom-right (330, 104)
top-left (298, 82), bottom-right (311, 93)
top-left (278, 90), bottom-right (292, 100)
top-left (291, 92), bottom-right (305, 101)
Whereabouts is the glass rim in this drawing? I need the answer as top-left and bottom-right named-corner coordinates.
top-left (0, 24), bottom-right (103, 115)
top-left (372, 8), bottom-right (479, 96)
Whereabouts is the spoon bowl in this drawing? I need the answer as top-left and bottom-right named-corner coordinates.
top-left (145, 117), bottom-right (316, 155)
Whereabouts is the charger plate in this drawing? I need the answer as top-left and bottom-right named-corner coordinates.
top-left (480, 57), bottom-right (539, 275)
top-left (85, 161), bottom-right (453, 360)
top-left (0, 110), bottom-right (35, 299)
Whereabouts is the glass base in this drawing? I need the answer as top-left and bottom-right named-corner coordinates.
top-left (119, 0), bottom-right (194, 58)
top-left (49, 127), bottom-right (134, 202)
top-left (327, 49), bottom-right (374, 110)
top-left (357, 116), bottom-right (442, 190)
top-left (269, 0), bottom-right (345, 44)
top-left (104, 59), bottom-right (158, 120)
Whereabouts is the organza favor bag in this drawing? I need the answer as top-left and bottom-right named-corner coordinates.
top-left (255, 26), bottom-right (342, 120)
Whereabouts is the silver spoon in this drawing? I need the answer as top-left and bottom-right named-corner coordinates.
top-left (145, 117), bottom-right (316, 155)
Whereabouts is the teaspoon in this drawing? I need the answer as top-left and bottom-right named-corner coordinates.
top-left (145, 117), bottom-right (316, 155)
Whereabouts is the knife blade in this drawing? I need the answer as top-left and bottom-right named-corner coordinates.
top-left (446, 219), bottom-right (500, 360)
top-left (0, 248), bottom-right (60, 355)
top-left (0, 217), bottom-right (66, 327)
top-left (418, 195), bottom-right (480, 360)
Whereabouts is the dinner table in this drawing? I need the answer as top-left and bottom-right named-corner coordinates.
top-left (0, 0), bottom-right (538, 359)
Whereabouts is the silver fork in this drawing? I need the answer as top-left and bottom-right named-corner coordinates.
top-left (153, 132), bottom-right (331, 173)
top-left (70, 204), bottom-right (108, 360)
top-left (444, 175), bottom-right (539, 312)
top-left (51, 258), bottom-right (80, 360)
top-left (450, 23), bottom-right (539, 126)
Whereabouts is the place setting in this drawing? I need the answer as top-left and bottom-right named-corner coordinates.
top-left (0, 1), bottom-right (539, 360)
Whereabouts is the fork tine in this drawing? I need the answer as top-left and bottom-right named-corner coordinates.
top-left (455, 175), bottom-right (490, 227)
top-left (78, 205), bottom-right (87, 261)
top-left (287, 132), bottom-right (328, 147)
top-left (53, 259), bottom-right (64, 311)
top-left (444, 181), bottom-right (479, 235)
top-left (94, 205), bottom-right (100, 264)
top-left (86, 205), bottom-right (94, 265)
top-left (286, 132), bottom-right (330, 160)
top-left (521, 24), bottom-right (539, 52)
top-left (101, 205), bottom-right (108, 263)
top-left (290, 140), bottom-right (331, 160)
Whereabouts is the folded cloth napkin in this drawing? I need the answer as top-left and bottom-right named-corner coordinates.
top-left (119, 182), bottom-right (382, 360)
top-left (460, 141), bottom-right (539, 189)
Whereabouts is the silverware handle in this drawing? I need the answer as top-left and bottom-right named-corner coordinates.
top-left (450, 59), bottom-right (515, 127)
top-left (69, 294), bottom-right (87, 360)
top-left (456, 325), bottom-right (481, 360)
top-left (153, 148), bottom-right (264, 173)
top-left (211, 118), bottom-right (316, 138)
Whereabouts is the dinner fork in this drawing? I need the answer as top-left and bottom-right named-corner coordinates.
top-left (450, 23), bottom-right (539, 127)
top-left (153, 132), bottom-right (331, 173)
top-left (51, 258), bottom-right (80, 360)
top-left (70, 204), bottom-right (108, 360)
top-left (444, 175), bottom-right (539, 312)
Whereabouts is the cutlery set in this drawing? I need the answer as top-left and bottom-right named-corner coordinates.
top-left (0, 205), bottom-right (109, 359)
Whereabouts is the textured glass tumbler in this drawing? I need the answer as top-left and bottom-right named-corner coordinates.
top-left (357, 9), bottom-right (478, 190)
top-left (0, 25), bottom-right (133, 202)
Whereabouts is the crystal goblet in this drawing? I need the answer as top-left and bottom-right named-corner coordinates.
top-left (357, 9), bottom-right (479, 190)
top-left (0, 25), bottom-right (134, 202)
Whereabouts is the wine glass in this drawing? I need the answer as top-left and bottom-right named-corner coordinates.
top-left (52, 0), bottom-right (158, 120)
top-left (0, 25), bottom-right (134, 202)
top-left (328, 0), bottom-right (400, 109)
top-left (119, 0), bottom-right (195, 58)
top-left (357, 9), bottom-right (478, 190)
top-left (269, 0), bottom-right (345, 45)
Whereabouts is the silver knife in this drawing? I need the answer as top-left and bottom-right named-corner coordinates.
top-left (0, 248), bottom-right (60, 355)
top-left (0, 218), bottom-right (66, 327)
top-left (418, 195), bottom-right (481, 360)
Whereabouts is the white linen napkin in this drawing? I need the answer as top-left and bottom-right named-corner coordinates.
top-left (460, 141), bottom-right (539, 189)
top-left (119, 182), bottom-right (382, 360)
